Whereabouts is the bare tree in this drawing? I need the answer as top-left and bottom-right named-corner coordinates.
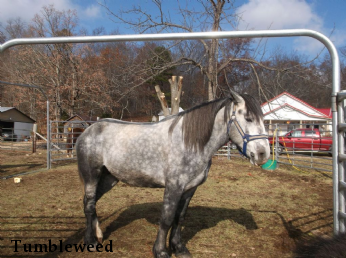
top-left (100, 0), bottom-right (252, 101)
top-left (101, 0), bottom-right (333, 108)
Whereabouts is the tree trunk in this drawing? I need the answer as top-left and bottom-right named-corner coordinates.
top-left (207, 0), bottom-right (224, 100)
top-left (155, 85), bottom-right (170, 116)
top-left (155, 76), bottom-right (184, 117)
top-left (170, 76), bottom-right (183, 115)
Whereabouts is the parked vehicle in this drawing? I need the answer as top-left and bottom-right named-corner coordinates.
top-left (269, 128), bottom-right (332, 154)
top-left (228, 141), bottom-right (237, 150)
top-left (1, 130), bottom-right (17, 141)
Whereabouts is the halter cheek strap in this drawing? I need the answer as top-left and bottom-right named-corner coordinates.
top-left (227, 111), bottom-right (268, 157)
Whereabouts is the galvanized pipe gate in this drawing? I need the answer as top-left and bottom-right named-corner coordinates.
top-left (0, 29), bottom-right (343, 234)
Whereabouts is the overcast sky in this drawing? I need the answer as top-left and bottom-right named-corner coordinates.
top-left (0, 0), bottom-right (345, 58)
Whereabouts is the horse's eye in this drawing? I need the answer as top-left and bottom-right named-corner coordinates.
top-left (245, 118), bottom-right (253, 123)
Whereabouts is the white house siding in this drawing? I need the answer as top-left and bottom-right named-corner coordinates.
top-left (264, 107), bottom-right (327, 121)
top-left (261, 92), bottom-right (331, 136)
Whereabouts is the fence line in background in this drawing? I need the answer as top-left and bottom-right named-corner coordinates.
top-left (2, 121), bottom-right (334, 174)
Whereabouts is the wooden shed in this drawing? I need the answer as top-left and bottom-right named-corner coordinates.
top-left (0, 107), bottom-right (36, 140)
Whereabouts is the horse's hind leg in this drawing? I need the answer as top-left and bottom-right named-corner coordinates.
top-left (93, 166), bottom-right (118, 243)
top-left (82, 166), bottom-right (118, 247)
top-left (83, 180), bottom-right (99, 247)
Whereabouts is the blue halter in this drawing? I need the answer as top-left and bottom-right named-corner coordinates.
top-left (227, 110), bottom-right (268, 157)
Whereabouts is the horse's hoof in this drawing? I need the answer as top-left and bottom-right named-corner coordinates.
top-left (155, 253), bottom-right (171, 258)
top-left (153, 249), bottom-right (171, 258)
top-left (176, 253), bottom-right (192, 258)
top-left (84, 240), bottom-right (98, 252)
top-left (97, 237), bottom-right (103, 244)
top-left (171, 244), bottom-right (192, 258)
top-left (175, 248), bottom-right (192, 258)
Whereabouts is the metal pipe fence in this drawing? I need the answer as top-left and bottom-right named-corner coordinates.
top-left (48, 120), bottom-right (95, 166)
top-left (1, 29), bottom-right (341, 234)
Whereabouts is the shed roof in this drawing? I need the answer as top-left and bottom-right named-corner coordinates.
top-left (0, 107), bottom-right (36, 123)
top-left (64, 114), bottom-right (98, 124)
top-left (0, 107), bottom-right (14, 112)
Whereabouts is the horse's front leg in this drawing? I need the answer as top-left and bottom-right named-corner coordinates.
top-left (153, 185), bottom-right (184, 258)
top-left (169, 187), bottom-right (197, 258)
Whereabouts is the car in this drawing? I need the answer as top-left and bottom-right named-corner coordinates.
top-left (269, 128), bottom-right (332, 155)
top-left (1, 130), bottom-right (17, 141)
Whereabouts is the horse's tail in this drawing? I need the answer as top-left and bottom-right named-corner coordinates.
top-left (75, 125), bottom-right (101, 185)
top-left (75, 128), bottom-right (88, 185)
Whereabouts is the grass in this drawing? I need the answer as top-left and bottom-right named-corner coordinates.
top-left (0, 151), bottom-right (333, 257)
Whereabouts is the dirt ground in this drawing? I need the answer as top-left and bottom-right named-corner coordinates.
top-left (0, 151), bottom-right (333, 257)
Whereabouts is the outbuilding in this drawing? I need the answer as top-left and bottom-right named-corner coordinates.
top-left (63, 114), bottom-right (98, 134)
top-left (0, 107), bottom-right (36, 140)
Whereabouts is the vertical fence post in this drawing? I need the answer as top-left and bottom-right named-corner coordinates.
top-left (311, 128), bottom-right (314, 168)
top-left (227, 142), bottom-right (231, 160)
top-left (342, 97), bottom-right (346, 231)
top-left (32, 123), bottom-right (37, 153)
top-left (274, 124), bottom-right (278, 163)
top-left (47, 100), bottom-right (51, 169)
top-left (337, 92), bottom-right (346, 233)
top-left (10, 127), bottom-right (14, 149)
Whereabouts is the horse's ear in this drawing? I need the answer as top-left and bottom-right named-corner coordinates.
top-left (229, 90), bottom-right (244, 104)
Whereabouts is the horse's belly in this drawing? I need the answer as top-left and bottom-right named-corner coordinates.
top-left (107, 166), bottom-right (166, 188)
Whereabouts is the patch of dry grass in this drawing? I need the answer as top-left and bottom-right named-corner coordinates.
top-left (0, 152), bottom-right (333, 257)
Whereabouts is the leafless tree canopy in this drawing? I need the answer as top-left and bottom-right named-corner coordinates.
top-left (0, 2), bottom-right (345, 132)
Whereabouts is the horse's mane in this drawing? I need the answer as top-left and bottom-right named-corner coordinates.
top-left (169, 94), bottom-right (263, 152)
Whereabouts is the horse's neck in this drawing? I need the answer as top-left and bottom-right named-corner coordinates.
top-left (204, 107), bottom-right (229, 156)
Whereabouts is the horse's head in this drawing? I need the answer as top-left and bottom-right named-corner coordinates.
top-left (227, 91), bottom-right (270, 166)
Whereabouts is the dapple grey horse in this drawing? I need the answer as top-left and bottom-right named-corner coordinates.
top-left (76, 91), bottom-right (270, 258)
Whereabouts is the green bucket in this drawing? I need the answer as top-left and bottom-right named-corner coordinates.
top-left (262, 160), bottom-right (277, 170)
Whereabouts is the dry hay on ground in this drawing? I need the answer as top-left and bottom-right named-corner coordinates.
top-left (0, 152), bottom-right (333, 257)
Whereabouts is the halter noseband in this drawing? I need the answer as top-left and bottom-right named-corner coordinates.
top-left (227, 105), bottom-right (268, 157)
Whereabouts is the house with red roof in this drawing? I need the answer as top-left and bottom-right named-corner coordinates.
top-left (261, 92), bottom-right (332, 135)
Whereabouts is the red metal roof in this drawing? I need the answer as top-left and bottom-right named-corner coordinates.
top-left (315, 108), bottom-right (332, 118)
